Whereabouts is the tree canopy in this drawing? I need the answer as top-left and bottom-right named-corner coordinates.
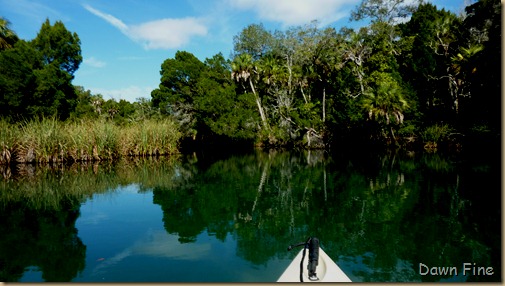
top-left (0, 19), bottom-right (81, 120)
top-left (0, 0), bottom-right (500, 151)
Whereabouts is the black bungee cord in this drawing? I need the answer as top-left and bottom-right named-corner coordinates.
top-left (287, 236), bottom-right (320, 282)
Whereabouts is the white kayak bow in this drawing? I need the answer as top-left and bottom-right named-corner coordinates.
top-left (278, 243), bottom-right (351, 282)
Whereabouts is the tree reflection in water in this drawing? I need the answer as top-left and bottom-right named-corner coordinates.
top-left (0, 150), bottom-right (500, 282)
top-left (152, 149), bottom-right (499, 282)
top-left (0, 199), bottom-right (85, 282)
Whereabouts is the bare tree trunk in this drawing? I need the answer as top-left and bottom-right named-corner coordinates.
top-left (286, 55), bottom-right (293, 95)
top-left (390, 126), bottom-right (397, 144)
top-left (249, 78), bottom-right (269, 130)
top-left (358, 69), bottom-right (365, 94)
top-left (322, 87), bottom-right (326, 123)
top-left (300, 84), bottom-right (308, 104)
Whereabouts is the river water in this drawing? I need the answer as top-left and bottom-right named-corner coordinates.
top-left (0, 149), bottom-right (501, 282)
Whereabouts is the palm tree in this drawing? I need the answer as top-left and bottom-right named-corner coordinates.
top-left (451, 44), bottom-right (484, 75)
top-left (0, 17), bottom-right (18, 50)
top-left (259, 56), bottom-right (283, 87)
top-left (362, 76), bottom-right (409, 143)
top-left (231, 53), bottom-right (269, 130)
top-left (431, 15), bottom-right (459, 57)
top-left (446, 44), bottom-right (484, 114)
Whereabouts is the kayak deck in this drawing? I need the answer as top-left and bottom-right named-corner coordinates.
top-left (277, 248), bottom-right (352, 282)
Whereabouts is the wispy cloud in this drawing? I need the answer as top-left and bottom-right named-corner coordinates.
top-left (0, 0), bottom-right (65, 23)
top-left (229, 0), bottom-right (359, 26)
top-left (83, 4), bottom-right (207, 50)
top-left (84, 56), bottom-right (106, 68)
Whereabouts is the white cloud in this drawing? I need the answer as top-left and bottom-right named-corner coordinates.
top-left (83, 56), bottom-right (106, 68)
top-left (130, 18), bottom-right (208, 49)
top-left (230, 0), bottom-right (360, 26)
top-left (83, 4), bottom-right (207, 50)
top-left (83, 4), bottom-right (129, 33)
top-left (90, 86), bottom-right (155, 103)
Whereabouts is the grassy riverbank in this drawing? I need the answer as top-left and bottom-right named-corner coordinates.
top-left (0, 118), bottom-right (181, 165)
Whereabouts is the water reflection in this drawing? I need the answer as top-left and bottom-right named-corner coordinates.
top-left (150, 149), bottom-right (499, 282)
top-left (0, 200), bottom-right (85, 282)
top-left (0, 150), bottom-right (500, 282)
top-left (91, 230), bottom-right (211, 276)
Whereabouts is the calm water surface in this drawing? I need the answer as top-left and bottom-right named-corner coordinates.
top-left (0, 149), bottom-right (501, 282)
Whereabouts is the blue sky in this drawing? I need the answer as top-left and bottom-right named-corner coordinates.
top-left (2, 0), bottom-right (469, 102)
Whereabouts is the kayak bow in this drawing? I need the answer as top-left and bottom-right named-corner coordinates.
top-left (277, 238), bottom-right (351, 283)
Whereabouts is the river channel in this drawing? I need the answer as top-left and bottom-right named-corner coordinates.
top-left (0, 148), bottom-right (501, 282)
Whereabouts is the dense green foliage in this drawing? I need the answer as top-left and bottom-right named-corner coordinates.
top-left (0, 0), bottom-right (501, 151)
top-left (151, 51), bottom-right (258, 142)
top-left (0, 19), bottom-right (81, 120)
top-left (149, 0), bottom-right (500, 149)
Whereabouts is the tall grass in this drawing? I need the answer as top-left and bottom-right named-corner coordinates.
top-left (0, 119), bottom-right (21, 164)
top-left (120, 119), bottom-right (180, 157)
top-left (0, 117), bottom-right (181, 164)
top-left (18, 117), bottom-right (66, 163)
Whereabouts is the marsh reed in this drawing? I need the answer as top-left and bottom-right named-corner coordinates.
top-left (0, 118), bottom-right (181, 165)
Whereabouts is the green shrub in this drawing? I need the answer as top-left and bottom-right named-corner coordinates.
top-left (420, 124), bottom-right (453, 144)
